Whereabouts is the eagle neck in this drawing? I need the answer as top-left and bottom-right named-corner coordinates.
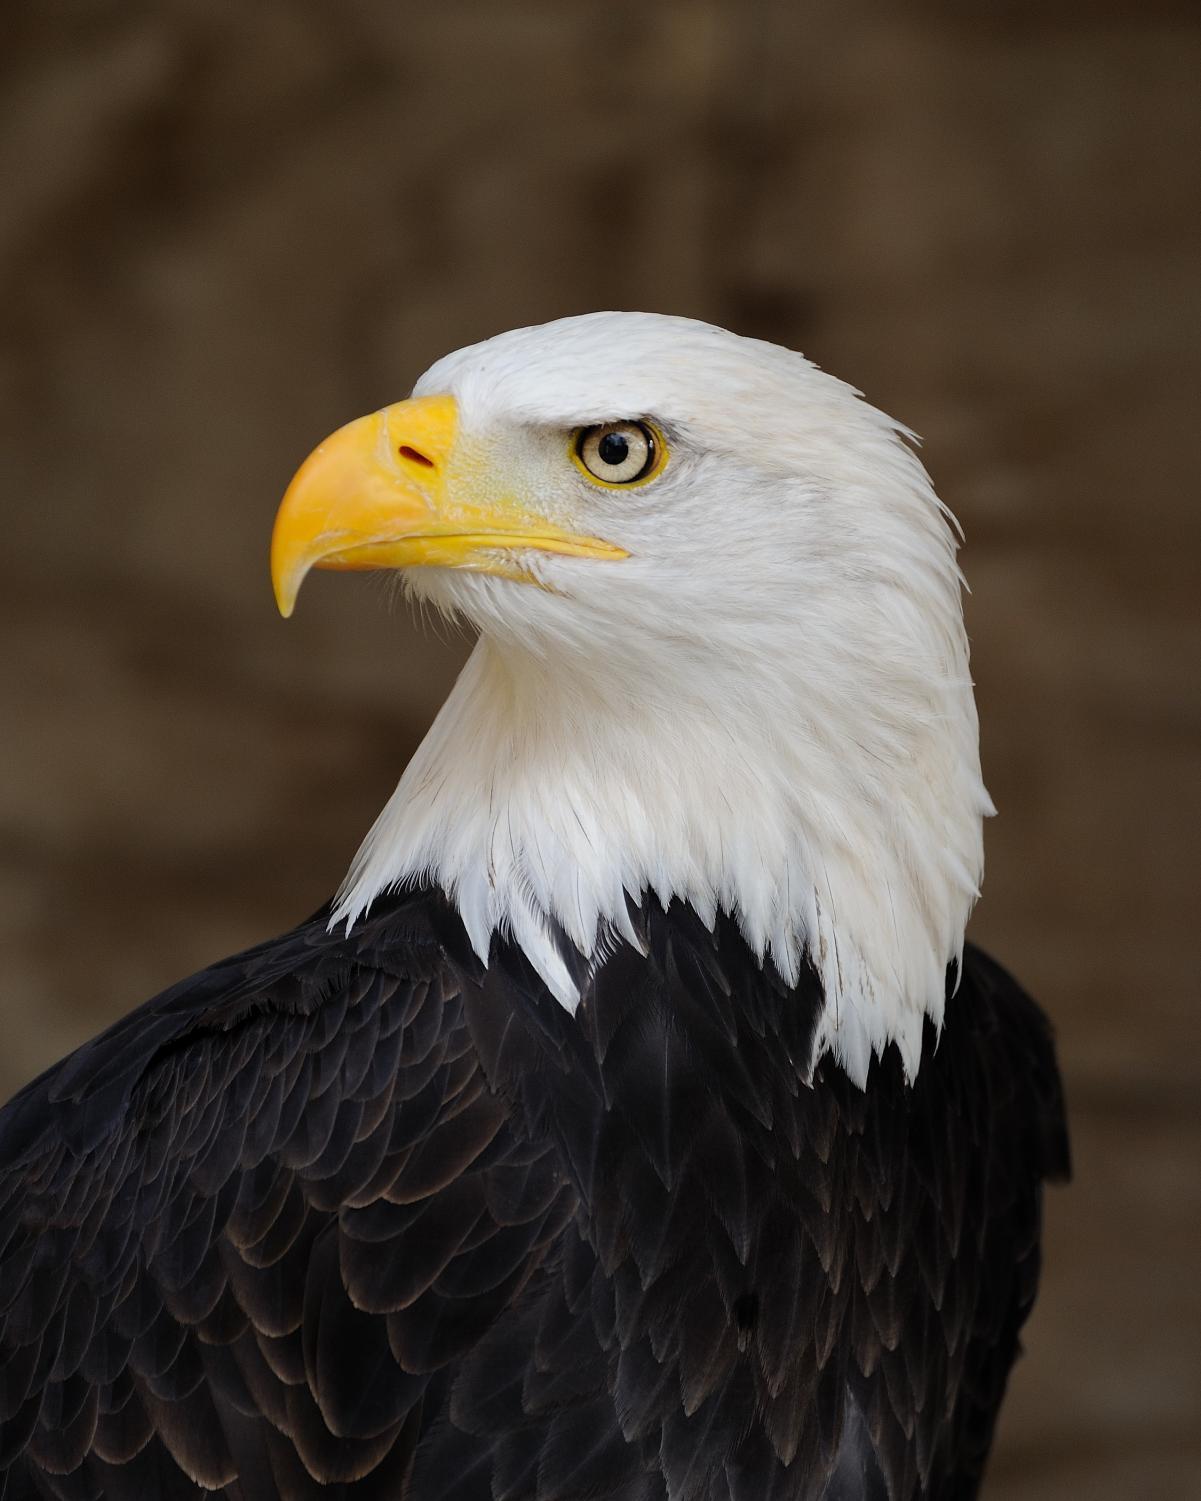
top-left (334, 627), bottom-right (986, 1087)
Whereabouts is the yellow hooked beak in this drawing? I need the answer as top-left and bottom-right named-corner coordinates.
top-left (270, 394), bottom-right (627, 617)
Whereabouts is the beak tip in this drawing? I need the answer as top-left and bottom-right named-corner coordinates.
top-left (273, 572), bottom-right (299, 618)
top-left (271, 525), bottom-right (304, 618)
top-left (271, 563), bottom-right (299, 618)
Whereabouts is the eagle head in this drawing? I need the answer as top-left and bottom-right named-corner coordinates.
top-left (271, 312), bottom-right (991, 1085)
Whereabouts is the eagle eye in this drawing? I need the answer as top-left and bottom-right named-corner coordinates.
top-left (573, 421), bottom-right (662, 486)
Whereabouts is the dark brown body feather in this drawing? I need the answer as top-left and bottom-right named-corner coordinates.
top-left (0, 888), bottom-right (1067, 1500)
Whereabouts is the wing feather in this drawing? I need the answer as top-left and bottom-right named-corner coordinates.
top-left (0, 891), bottom-right (1066, 1500)
top-left (0, 894), bottom-right (574, 1498)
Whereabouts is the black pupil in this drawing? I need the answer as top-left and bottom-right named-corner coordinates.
top-left (597, 431), bottom-right (631, 467)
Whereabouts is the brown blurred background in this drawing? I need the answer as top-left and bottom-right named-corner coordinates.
top-left (2, 1), bottom-right (1199, 1495)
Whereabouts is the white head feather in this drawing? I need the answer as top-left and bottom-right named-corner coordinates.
top-left (333, 312), bottom-right (992, 1086)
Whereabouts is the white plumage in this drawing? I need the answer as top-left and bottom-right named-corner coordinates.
top-left (333, 312), bottom-right (992, 1085)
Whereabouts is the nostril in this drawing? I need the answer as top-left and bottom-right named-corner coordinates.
top-left (398, 444), bottom-right (435, 468)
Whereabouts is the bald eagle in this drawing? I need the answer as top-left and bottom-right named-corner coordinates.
top-left (0, 314), bottom-right (1067, 1501)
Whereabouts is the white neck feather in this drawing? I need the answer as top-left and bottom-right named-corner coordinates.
top-left (334, 601), bottom-right (988, 1087)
